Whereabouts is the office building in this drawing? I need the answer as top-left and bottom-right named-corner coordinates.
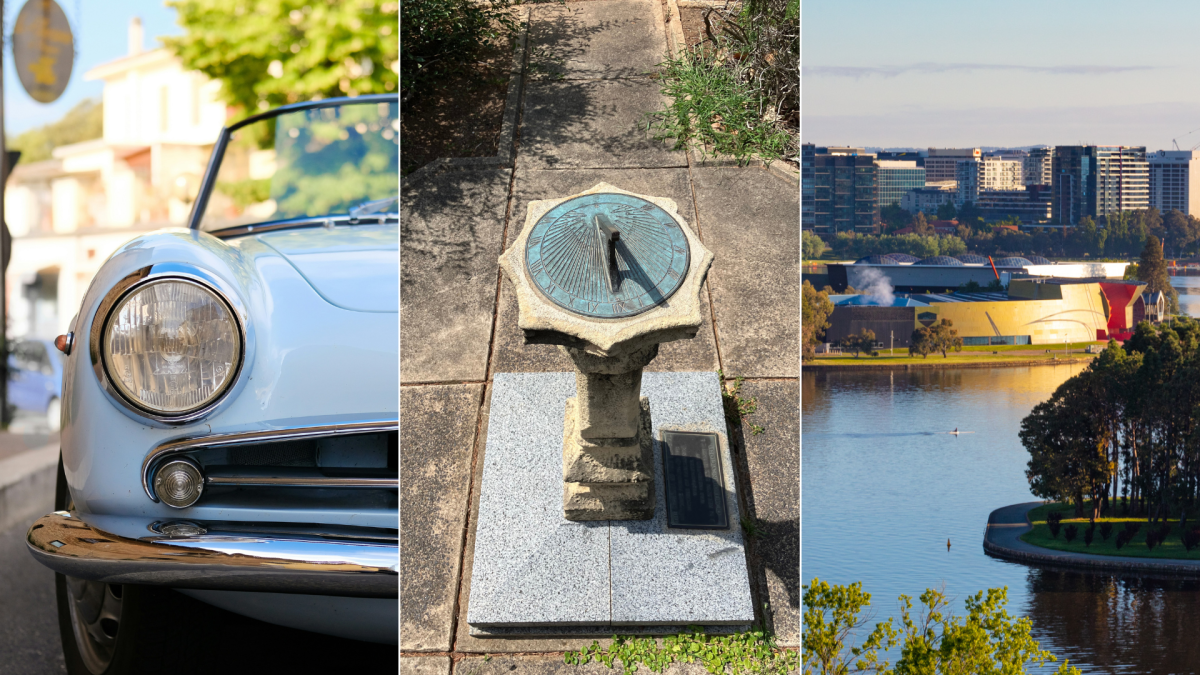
top-left (976, 185), bottom-right (1053, 223)
top-left (923, 148), bottom-right (980, 183)
top-left (1148, 149), bottom-right (1200, 216)
top-left (1024, 147), bottom-right (1053, 186)
top-left (901, 184), bottom-right (955, 214)
top-left (876, 160), bottom-right (925, 209)
top-left (812, 150), bottom-right (878, 234)
top-left (1052, 146), bottom-right (1149, 225)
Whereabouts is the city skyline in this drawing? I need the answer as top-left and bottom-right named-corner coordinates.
top-left (804, 0), bottom-right (1200, 150)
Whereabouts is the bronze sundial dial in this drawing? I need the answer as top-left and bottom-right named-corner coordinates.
top-left (524, 193), bottom-right (690, 319)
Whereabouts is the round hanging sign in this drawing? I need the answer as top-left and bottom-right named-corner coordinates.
top-left (13, 0), bottom-right (75, 104)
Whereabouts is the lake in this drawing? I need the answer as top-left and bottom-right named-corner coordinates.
top-left (802, 364), bottom-right (1200, 674)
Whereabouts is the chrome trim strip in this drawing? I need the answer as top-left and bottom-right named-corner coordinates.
top-left (89, 265), bottom-right (252, 426)
top-left (142, 419), bottom-right (398, 501)
top-left (26, 511), bottom-right (397, 599)
top-left (207, 214), bottom-right (397, 240)
top-left (205, 476), bottom-right (398, 489)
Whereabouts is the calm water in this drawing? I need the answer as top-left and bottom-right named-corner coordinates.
top-left (1172, 275), bottom-right (1200, 318)
top-left (802, 365), bottom-right (1200, 674)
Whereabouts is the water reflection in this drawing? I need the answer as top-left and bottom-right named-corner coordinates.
top-left (803, 364), bottom-right (1200, 674)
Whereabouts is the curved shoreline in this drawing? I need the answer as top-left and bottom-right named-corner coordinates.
top-left (983, 502), bottom-right (1200, 578)
top-left (805, 357), bottom-right (1094, 372)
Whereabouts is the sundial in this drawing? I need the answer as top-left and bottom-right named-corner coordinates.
top-left (499, 183), bottom-right (714, 521)
top-left (524, 193), bottom-right (690, 319)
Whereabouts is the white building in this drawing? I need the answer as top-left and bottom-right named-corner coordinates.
top-left (955, 157), bottom-right (1023, 206)
top-left (4, 18), bottom-right (227, 339)
top-left (1148, 149), bottom-right (1200, 216)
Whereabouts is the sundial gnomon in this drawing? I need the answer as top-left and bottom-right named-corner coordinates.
top-left (525, 193), bottom-right (690, 318)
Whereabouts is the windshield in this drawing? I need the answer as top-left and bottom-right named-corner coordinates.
top-left (199, 99), bottom-right (398, 232)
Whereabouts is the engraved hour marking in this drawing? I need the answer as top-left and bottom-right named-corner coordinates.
top-left (666, 268), bottom-right (679, 280)
top-left (589, 301), bottom-right (599, 312)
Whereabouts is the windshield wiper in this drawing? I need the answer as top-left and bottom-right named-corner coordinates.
top-left (349, 195), bottom-right (399, 221)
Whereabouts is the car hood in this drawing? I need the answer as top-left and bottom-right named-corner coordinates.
top-left (257, 224), bottom-right (397, 312)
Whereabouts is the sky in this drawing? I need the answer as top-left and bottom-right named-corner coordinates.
top-left (3, 0), bottom-right (182, 135)
top-left (803, 1), bottom-right (1200, 151)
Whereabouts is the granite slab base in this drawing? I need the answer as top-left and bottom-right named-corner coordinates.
top-left (466, 371), bottom-right (754, 636)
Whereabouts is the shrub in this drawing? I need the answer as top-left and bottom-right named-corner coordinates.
top-left (400, 0), bottom-right (517, 104)
top-left (1146, 531), bottom-right (1159, 551)
top-left (1115, 531), bottom-right (1128, 550)
top-left (1047, 512), bottom-right (1062, 538)
top-left (1099, 521), bottom-right (1113, 541)
top-left (1064, 524), bottom-right (1078, 543)
top-left (1083, 525), bottom-right (1095, 547)
top-left (1124, 521), bottom-right (1142, 537)
top-left (1182, 528), bottom-right (1200, 552)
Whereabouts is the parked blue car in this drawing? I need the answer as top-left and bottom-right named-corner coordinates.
top-left (8, 338), bottom-right (64, 431)
top-left (25, 95), bottom-right (398, 673)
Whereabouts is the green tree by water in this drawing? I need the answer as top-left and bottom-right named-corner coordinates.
top-left (165, 0), bottom-right (398, 114)
top-left (838, 329), bottom-right (878, 358)
top-left (1137, 234), bottom-right (1179, 313)
top-left (803, 579), bottom-right (1082, 674)
top-left (803, 280), bottom-right (834, 361)
top-left (803, 231), bottom-right (827, 260)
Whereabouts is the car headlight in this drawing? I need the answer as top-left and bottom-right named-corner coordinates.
top-left (102, 278), bottom-right (242, 415)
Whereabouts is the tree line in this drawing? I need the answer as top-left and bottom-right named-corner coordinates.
top-left (809, 207), bottom-right (1200, 262)
top-left (1022, 318), bottom-right (1200, 524)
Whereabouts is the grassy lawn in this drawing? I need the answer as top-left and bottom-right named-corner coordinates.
top-left (1021, 501), bottom-right (1200, 560)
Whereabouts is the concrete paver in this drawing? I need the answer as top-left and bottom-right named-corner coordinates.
top-left (693, 167), bottom-right (800, 378)
top-left (400, 384), bottom-right (484, 651)
top-left (402, 655), bottom-right (452, 675)
top-left (519, 79), bottom-right (685, 169)
top-left (529, 0), bottom-right (666, 80)
top-left (401, 169), bottom-right (512, 384)
top-left (737, 380), bottom-right (800, 646)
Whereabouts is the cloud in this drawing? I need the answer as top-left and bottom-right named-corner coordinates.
top-left (803, 63), bottom-right (1159, 79)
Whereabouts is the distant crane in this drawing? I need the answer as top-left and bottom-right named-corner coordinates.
top-left (1173, 126), bottom-right (1200, 151)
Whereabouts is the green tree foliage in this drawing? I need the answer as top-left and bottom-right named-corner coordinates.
top-left (829, 233), bottom-right (964, 260)
top-left (838, 329), bottom-right (878, 358)
top-left (909, 211), bottom-right (933, 236)
top-left (880, 203), bottom-right (908, 233)
top-left (911, 319), bottom-right (962, 358)
top-left (1162, 209), bottom-right (1200, 256)
top-left (164, 0), bottom-right (398, 114)
top-left (7, 98), bottom-right (102, 163)
top-left (1021, 323), bottom-right (1200, 524)
top-left (802, 579), bottom-right (1082, 675)
top-left (1137, 234), bottom-right (1179, 313)
top-left (1067, 216), bottom-right (1106, 258)
top-left (803, 231), bottom-right (827, 261)
top-left (936, 202), bottom-right (957, 221)
top-left (909, 326), bottom-right (933, 359)
top-left (802, 280), bottom-right (834, 361)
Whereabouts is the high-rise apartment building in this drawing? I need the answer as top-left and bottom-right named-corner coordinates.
top-left (1051, 146), bottom-right (1148, 224)
top-left (954, 157), bottom-right (1023, 205)
top-left (802, 144), bottom-right (815, 229)
top-left (1148, 149), bottom-right (1200, 216)
top-left (812, 150), bottom-right (878, 234)
top-left (876, 160), bottom-right (925, 209)
top-left (1024, 147), bottom-right (1053, 186)
top-left (923, 148), bottom-right (980, 183)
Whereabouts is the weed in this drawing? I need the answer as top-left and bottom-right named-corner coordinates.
top-left (741, 515), bottom-right (763, 540)
top-left (645, 44), bottom-right (794, 165)
top-left (719, 370), bottom-right (765, 435)
top-left (564, 626), bottom-right (798, 674)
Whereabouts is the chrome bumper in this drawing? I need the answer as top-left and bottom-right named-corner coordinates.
top-left (26, 511), bottom-right (397, 599)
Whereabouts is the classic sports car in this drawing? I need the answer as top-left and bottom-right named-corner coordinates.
top-left (25, 94), bottom-right (398, 673)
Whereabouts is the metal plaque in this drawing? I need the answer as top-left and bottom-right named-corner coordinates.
top-left (660, 430), bottom-right (729, 529)
top-left (525, 193), bottom-right (690, 319)
top-left (13, 0), bottom-right (75, 104)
